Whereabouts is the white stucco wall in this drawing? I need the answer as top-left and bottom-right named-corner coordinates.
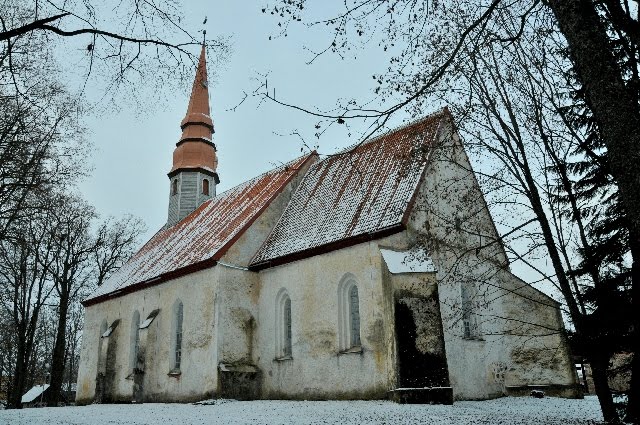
top-left (76, 119), bottom-right (578, 404)
top-left (254, 233), bottom-right (409, 399)
top-left (77, 157), bottom-right (315, 404)
top-left (407, 118), bottom-right (578, 400)
top-left (76, 267), bottom-right (220, 404)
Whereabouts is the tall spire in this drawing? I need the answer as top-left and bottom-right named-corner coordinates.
top-left (180, 44), bottom-right (214, 141)
top-left (169, 43), bottom-right (218, 177)
top-left (166, 44), bottom-right (219, 227)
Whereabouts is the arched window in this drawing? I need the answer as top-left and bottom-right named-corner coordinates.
top-left (461, 282), bottom-right (480, 339)
top-left (338, 274), bottom-right (361, 351)
top-left (171, 179), bottom-right (178, 195)
top-left (202, 178), bottom-right (210, 196)
top-left (275, 289), bottom-right (292, 359)
top-left (172, 300), bottom-right (184, 371)
top-left (129, 311), bottom-right (140, 370)
top-left (349, 286), bottom-right (361, 347)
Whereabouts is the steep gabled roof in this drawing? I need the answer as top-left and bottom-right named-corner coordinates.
top-left (250, 109), bottom-right (448, 270)
top-left (84, 153), bottom-right (316, 306)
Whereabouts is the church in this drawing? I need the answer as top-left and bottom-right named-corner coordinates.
top-left (76, 46), bottom-right (580, 405)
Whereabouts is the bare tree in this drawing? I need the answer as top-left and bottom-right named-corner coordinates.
top-left (93, 215), bottom-right (146, 288)
top-left (0, 203), bottom-right (58, 408)
top-left (260, 1), bottom-right (637, 421)
top-left (0, 0), bottom-right (229, 106)
top-left (45, 194), bottom-right (144, 406)
top-left (443, 7), bottom-right (625, 417)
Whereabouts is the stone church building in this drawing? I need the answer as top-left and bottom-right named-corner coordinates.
top-left (76, 46), bottom-right (580, 405)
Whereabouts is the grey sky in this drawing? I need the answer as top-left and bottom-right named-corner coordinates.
top-left (77, 1), bottom-right (408, 234)
top-left (63, 1), bottom-right (552, 294)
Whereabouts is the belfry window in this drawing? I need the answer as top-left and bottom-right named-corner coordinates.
top-left (202, 178), bottom-right (210, 196)
top-left (171, 179), bottom-right (178, 196)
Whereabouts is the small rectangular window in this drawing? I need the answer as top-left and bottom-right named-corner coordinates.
top-left (202, 178), bottom-right (210, 196)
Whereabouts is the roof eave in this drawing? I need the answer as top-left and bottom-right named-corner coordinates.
top-left (249, 223), bottom-right (406, 271)
top-left (84, 152), bottom-right (318, 308)
top-left (82, 256), bottom-right (218, 307)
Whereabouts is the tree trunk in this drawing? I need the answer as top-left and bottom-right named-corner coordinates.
top-left (546, 2), bottom-right (640, 422)
top-left (516, 142), bottom-right (619, 421)
top-left (47, 292), bottom-right (70, 406)
top-left (627, 242), bottom-right (640, 423)
top-left (591, 355), bottom-right (620, 423)
top-left (7, 336), bottom-right (27, 409)
top-left (546, 0), bottom-right (640, 253)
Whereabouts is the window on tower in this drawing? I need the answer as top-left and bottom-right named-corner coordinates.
top-left (171, 179), bottom-right (178, 196)
top-left (202, 178), bottom-right (210, 196)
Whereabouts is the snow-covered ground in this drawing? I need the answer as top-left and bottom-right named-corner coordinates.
top-left (0, 396), bottom-right (604, 425)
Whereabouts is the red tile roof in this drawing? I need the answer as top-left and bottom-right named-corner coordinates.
top-left (249, 110), bottom-right (447, 270)
top-left (84, 153), bottom-right (316, 306)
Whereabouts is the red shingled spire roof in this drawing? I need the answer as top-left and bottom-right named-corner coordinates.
top-left (170, 44), bottom-right (218, 178)
top-left (181, 44), bottom-right (213, 136)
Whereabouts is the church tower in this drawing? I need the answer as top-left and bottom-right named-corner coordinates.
top-left (167, 45), bottom-right (219, 227)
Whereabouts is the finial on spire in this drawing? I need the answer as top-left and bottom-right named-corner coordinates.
top-left (202, 15), bottom-right (207, 45)
top-left (179, 44), bottom-right (211, 133)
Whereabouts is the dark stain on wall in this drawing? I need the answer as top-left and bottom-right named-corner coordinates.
top-left (394, 293), bottom-right (449, 388)
top-left (218, 365), bottom-right (262, 400)
top-left (102, 319), bottom-right (120, 403)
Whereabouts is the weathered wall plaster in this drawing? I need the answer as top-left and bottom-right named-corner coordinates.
top-left (76, 267), bottom-right (219, 404)
top-left (407, 118), bottom-right (579, 400)
top-left (254, 233), bottom-right (409, 400)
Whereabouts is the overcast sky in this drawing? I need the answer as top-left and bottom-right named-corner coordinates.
top-left (58, 1), bottom-right (555, 290)
top-left (74, 1), bottom-right (414, 235)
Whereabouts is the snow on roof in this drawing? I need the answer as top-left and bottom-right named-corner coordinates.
top-left (380, 247), bottom-right (436, 274)
top-left (85, 154), bottom-right (315, 306)
top-left (250, 110), bottom-right (447, 269)
top-left (21, 384), bottom-right (49, 403)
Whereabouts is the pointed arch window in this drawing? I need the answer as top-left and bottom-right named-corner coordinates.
top-left (172, 300), bottom-right (184, 371)
top-left (202, 178), bottom-right (210, 196)
top-left (275, 289), bottom-right (292, 359)
top-left (338, 275), bottom-right (362, 352)
top-left (349, 286), bottom-right (361, 347)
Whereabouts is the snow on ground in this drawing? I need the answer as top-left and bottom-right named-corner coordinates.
top-left (0, 396), bottom-right (604, 425)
